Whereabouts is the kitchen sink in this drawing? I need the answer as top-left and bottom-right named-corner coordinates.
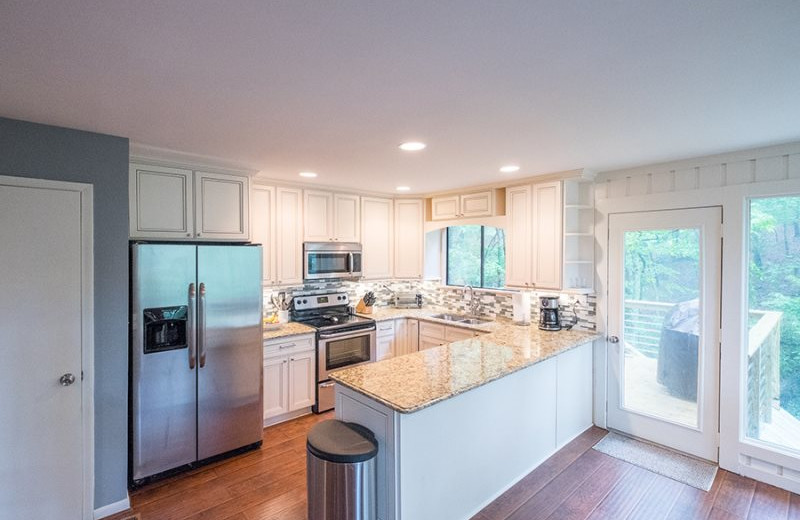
top-left (458, 318), bottom-right (492, 325)
top-left (429, 313), bottom-right (464, 321)
top-left (429, 313), bottom-right (492, 325)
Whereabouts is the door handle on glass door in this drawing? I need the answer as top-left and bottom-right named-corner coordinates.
top-left (188, 283), bottom-right (196, 369)
top-left (199, 282), bottom-right (207, 367)
top-left (608, 336), bottom-right (619, 343)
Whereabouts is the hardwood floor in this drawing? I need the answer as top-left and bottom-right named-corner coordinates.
top-left (108, 416), bottom-right (799, 520)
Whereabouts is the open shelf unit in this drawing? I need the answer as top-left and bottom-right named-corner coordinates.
top-left (562, 179), bottom-right (594, 292)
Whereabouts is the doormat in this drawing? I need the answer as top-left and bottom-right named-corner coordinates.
top-left (593, 431), bottom-right (718, 491)
top-left (119, 515), bottom-right (140, 520)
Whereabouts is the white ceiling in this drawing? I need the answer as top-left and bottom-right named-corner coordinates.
top-left (1, 1), bottom-right (799, 194)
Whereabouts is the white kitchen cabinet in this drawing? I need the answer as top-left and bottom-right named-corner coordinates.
top-left (264, 334), bottom-right (315, 424)
top-left (444, 326), bottom-right (478, 342)
top-left (531, 181), bottom-right (563, 290)
top-left (129, 164), bottom-right (194, 239)
top-left (376, 320), bottom-right (396, 361)
top-left (505, 185), bottom-right (532, 288)
top-left (394, 199), bottom-right (424, 278)
top-left (431, 195), bottom-right (460, 220)
top-left (407, 319), bottom-right (419, 352)
top-left (263, 355), bottom-right (289, 419)
top-left (419, 336), bottom-right (446, 351)
top-left (194, 171), bottom-right (249, 240)
top-left (129, 163), bottom-right (249, 241)
top-left (505, 181), bottom-right (563, 290)
top-left (275, 187), bottom-right (303, 285)
top-left (361, 197), bottom-right (394, 279)
top-left (303, 190), bottom-right (333, 242)
top-left (394, 319), bottom-right (408, 356)
top-left (376, 335), bottom-right (394, 361)
top-left (251, 186), bottom-right (275, 284)
top-left (288, 350), bottom-right (316, 411)
top-left (303, 190), bottom-right (360, 242)
top-left (334, 193), bottom-right (360, 242)
top-left (418, 321), bottom-right (481, 350)
top-left (430, 190), bottom-right (498, 220)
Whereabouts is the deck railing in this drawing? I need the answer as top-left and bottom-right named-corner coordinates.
top-left (746, 310), bottom-right (782, 437)
top-left (623, 300), bottom-right (782, 437)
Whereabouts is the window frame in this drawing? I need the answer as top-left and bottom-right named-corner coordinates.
top-left (445, 225), bottom-right (504, 289)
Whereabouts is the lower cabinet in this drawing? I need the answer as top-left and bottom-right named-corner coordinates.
top-left (263, 334), bottom-right (315, 425)
top-left (408, 319), bottom-right (419, 352)
top-left (419, 321), bottom-right (482, 350)
top-left (376, 320), bottom-right (396, 361)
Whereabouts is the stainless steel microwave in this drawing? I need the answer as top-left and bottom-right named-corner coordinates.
top-left (303, 242), bottom-right (362, 281)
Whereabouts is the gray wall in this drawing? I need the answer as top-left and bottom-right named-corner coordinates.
top-left (0, 117), bottom-right (129, 508)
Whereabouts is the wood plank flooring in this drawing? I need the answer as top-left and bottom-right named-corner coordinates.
top-left (107, 415), bottom-right (799, 520)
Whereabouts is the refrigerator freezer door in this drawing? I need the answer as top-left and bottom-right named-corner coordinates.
top-left (197, 245), bottom-right (264, 459)
top-left (131, 244), bottom-right (198, 481)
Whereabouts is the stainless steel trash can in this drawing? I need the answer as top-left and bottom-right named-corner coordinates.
top-left (307, 419), bottom-right (378, 520)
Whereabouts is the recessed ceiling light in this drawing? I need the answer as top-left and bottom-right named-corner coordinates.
top-left (500, 165), bottom-right (520, 173)
top-left (396, 186), bottom-right (411, 192)
top-left (399, 142), bottom-right (426, 151)
top-left (299, 171), bottom-right (318, 178)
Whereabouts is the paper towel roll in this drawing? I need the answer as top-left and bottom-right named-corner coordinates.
top-left (512, 291), bottom-right (531, 325)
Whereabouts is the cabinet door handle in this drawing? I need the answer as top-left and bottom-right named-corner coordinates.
top-left (279, 343), bottom-right (296, 349)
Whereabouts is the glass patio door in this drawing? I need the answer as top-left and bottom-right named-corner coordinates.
top-left (607, 207), bottom-right (721, 461)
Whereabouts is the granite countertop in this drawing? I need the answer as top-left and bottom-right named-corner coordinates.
top-left (330, 316), bottom-right (600, 414)
top-left (262, 321), bottom-right (316, 341)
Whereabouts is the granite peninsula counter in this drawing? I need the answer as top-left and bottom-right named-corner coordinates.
top-left (330, 319), bottom-right (600, 520)
top-left (331, 323), bottom-right (598, 412)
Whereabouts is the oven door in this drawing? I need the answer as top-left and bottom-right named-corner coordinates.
top-left (317, 327), bottom-right (376, 381)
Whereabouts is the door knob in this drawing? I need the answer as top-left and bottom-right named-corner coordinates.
top-left (59, 373), bottom-right (76, 386)
top-left (608, 336), bottom-right (620, 343)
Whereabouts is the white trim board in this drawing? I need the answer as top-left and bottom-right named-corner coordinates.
top-left (93, 496), bottom-right (131, 520)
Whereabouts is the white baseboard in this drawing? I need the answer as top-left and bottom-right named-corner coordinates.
top-left (94, 495), bottom-right (131, 519)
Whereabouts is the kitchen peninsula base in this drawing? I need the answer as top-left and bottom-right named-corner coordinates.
top-left (335, 340), bottom-right (594, 520)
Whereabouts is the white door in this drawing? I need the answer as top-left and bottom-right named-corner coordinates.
top-left (0, 177), bottom-right (91, 518)
top-left (607, 207), bottom-right (721, 461)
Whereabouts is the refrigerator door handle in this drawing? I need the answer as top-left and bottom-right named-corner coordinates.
top-left (187, 283), bottom-right (196, 369)
top-left (199, 282), bottom-right (207, 368)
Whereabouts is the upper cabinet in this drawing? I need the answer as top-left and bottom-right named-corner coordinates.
top-left (361, 197), bottom-right (393, 279)
top-left (430, 189), bottom-right (503, 220)
top-left (129, 163), bottom-right (249, 241)
top-left (275, 187), bottom-right (304, 285)
top-left (505, 181), bottom-right (562, 290)
top-left (394, 199), bottom-right (424, 279)
top-left (303, 190), bottom-right (360, 242)
top-left (251, 186), bottom-right (276, 284)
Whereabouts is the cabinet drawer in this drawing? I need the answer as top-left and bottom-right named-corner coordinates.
top-left (376, 320), bottom-right (395, 337)
top-left (445, 326), bottom-right (478, 342)
top-left (419, 321), bottom-right (445, 339)
top-left (264, 335), bottom-right (314, 358)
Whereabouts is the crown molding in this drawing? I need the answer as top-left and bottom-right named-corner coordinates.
top-left (129, 142), bottom-right (259, 176)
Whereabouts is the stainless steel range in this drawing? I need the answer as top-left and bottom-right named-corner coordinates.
top-left (291, 292), bottom-right (376, 413)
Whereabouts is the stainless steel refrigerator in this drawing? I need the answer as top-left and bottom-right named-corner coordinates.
top-left (130, 243), bottom-right (263, 483)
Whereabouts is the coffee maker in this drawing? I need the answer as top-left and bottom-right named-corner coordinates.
top-left (539, 296), bottom-right (561, 331)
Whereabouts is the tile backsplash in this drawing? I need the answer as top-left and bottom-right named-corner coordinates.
top-left (264, 279), bottom-right (596, 331)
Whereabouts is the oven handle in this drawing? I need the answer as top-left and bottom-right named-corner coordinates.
top-left (318, 326), bottom-right (376, 340)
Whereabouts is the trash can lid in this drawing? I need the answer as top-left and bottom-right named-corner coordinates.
top-left (307, 420), bottom-right (378, 463)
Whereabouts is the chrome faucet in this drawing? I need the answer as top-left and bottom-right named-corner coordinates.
top-left (463, 285), bottom-right (481, 316)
